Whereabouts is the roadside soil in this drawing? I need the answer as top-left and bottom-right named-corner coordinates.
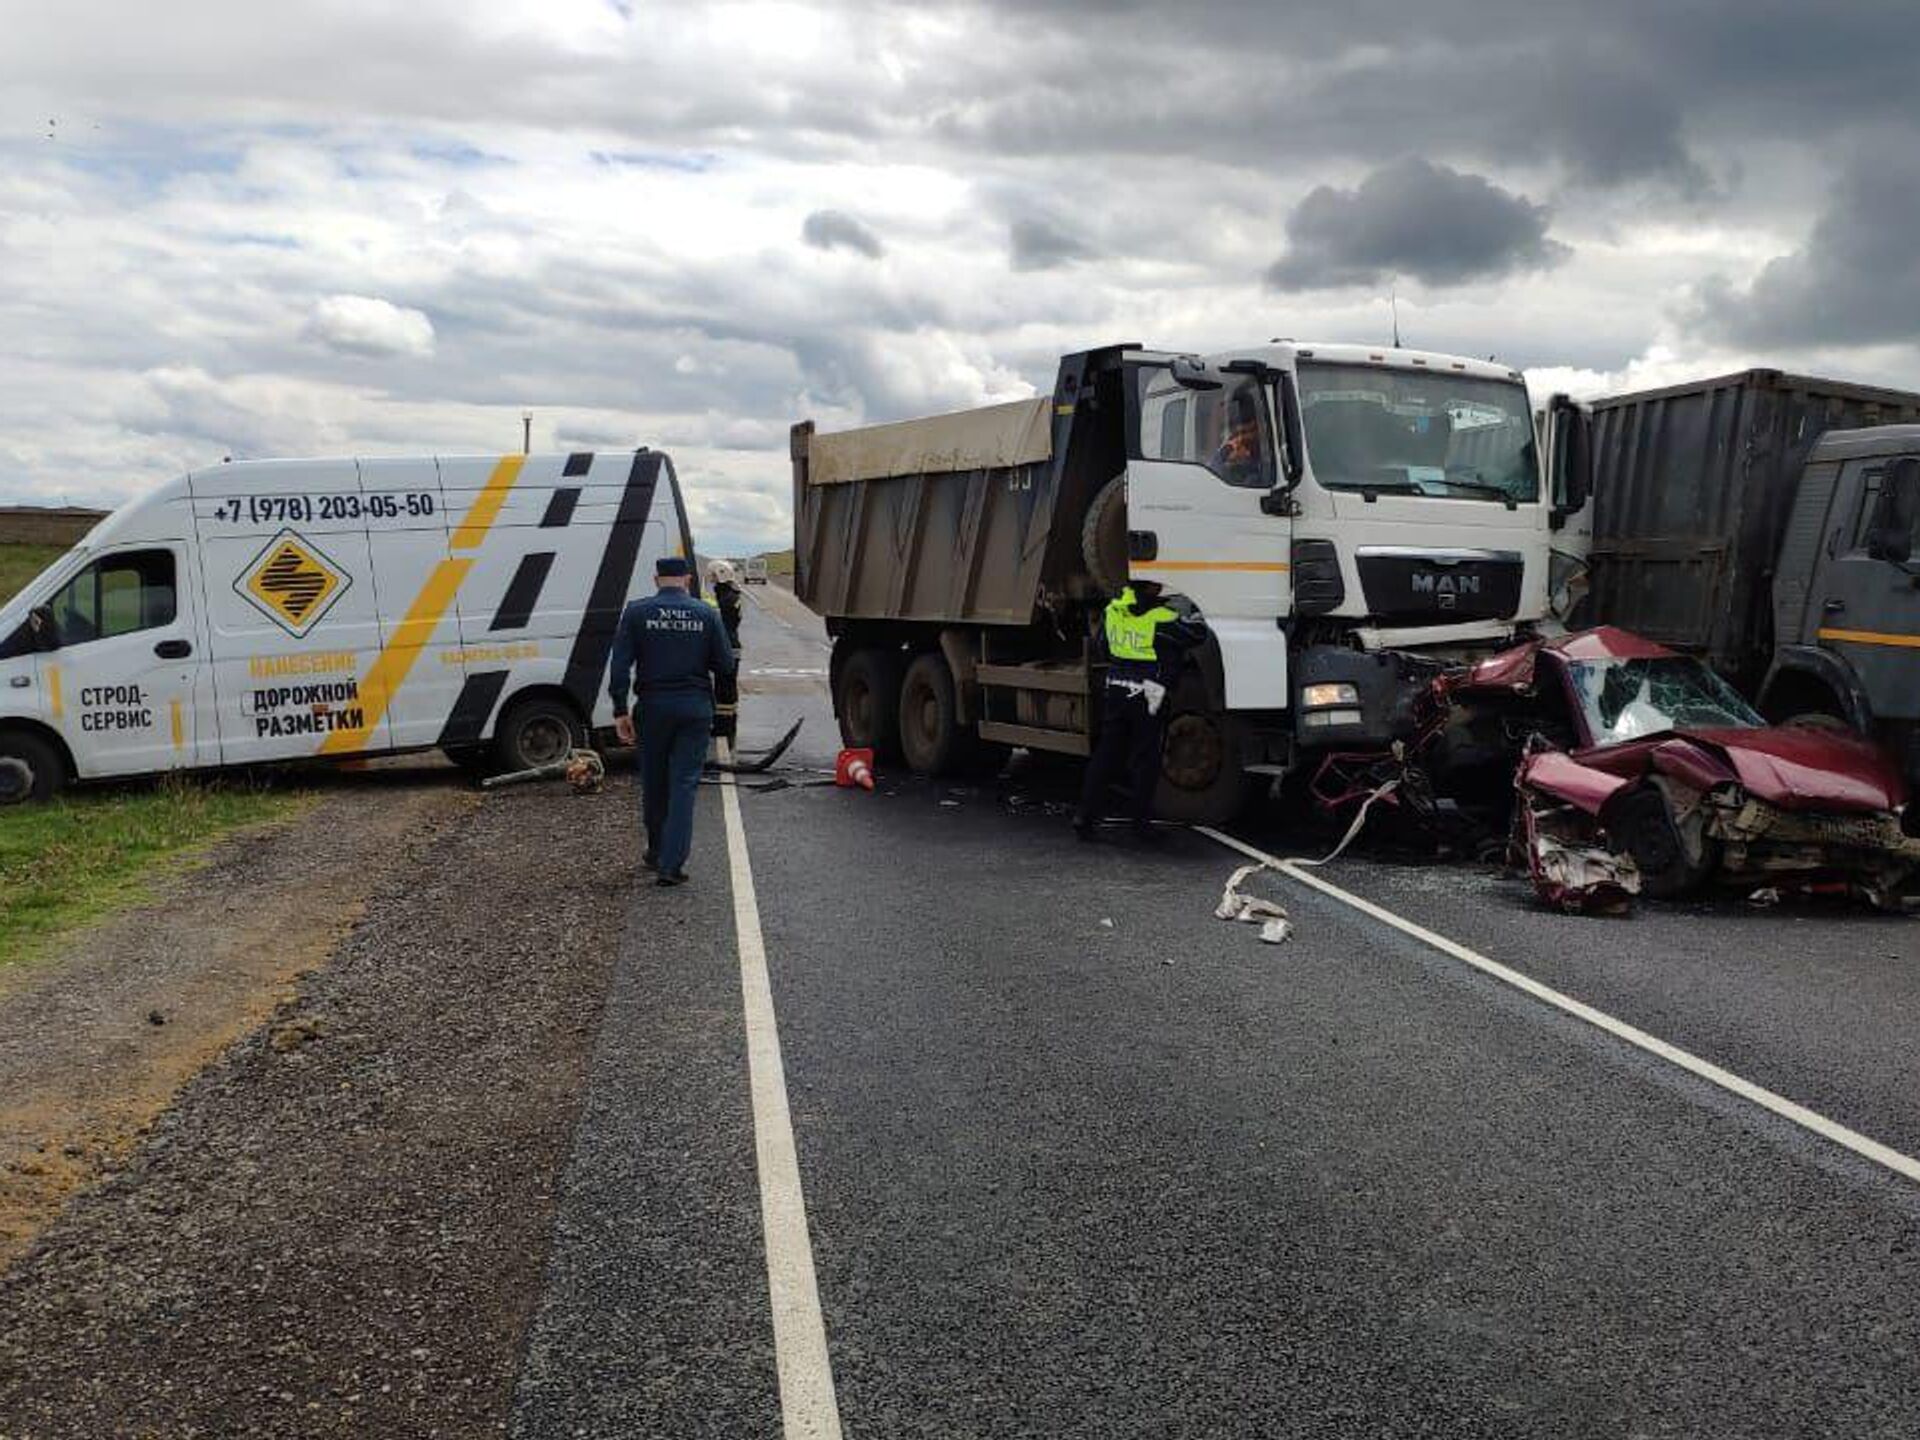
top-left (0, 767), bottom-right (468, 1270)
top-left (0, 768), bottom-right (637, 1438)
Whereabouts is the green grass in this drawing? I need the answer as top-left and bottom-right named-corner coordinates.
top-left (0, 778), bottom-right (302, 968)
top-left (759, 548), bottom-right (795, 577)
top-left (0, 543), bottom-right (67, 605)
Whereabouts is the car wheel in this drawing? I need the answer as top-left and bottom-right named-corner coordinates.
top-left (492, 696), bottom-right (585, 775)
top-left (0, 730), bottom-right (66, 804)
top-left (1610, 784), bottom-right (1717, 898)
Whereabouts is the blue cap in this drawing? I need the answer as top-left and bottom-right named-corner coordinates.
top-left (656, 556), bottom-right (691, 578)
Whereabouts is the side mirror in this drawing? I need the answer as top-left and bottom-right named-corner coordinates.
top-left (28, 605), bottom-right (59, 651)
top-left (1170, 355), bottom-right (1222, 392)
top-left (1867, 456), bottom-right (1919, 565)
top-left (1548, 394), bottom-right (1591, 524)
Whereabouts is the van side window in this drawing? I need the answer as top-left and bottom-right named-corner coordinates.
top-left (48, 550), bottom-right (177, 647)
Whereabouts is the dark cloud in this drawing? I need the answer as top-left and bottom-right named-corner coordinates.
top-left (1009, 217), bottom-right (1091, 272)
top-left (801, 209), bottom-right (883, 258)
top-left (1266, 158), bottom-right (1569, 291)
top-left (1693, 147), bottom-right (1920, 347)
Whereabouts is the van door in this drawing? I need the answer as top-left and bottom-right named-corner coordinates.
top-left (1815, 454), bottom-right (1920, 725)
top-left (1121, 354), bottom-right (1292, 709)
top-left (191, 459), bottom-right (389, 765)
top-left (353, 455), bottom-right (460, 753)
top-left (39, 543), bottom-right (207, 778)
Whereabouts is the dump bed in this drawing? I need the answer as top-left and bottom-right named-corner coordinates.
top-left (791, 350), bottom-right (1127, 626)
top-left (1588, 369), bottom-right (1920, 688)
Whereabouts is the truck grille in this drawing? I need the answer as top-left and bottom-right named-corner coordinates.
top-left (1354, 548), bottom-right (1523, 622)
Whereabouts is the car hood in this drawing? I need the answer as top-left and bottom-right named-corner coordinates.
top-left (1581, 726), bottom-right (1907, 814)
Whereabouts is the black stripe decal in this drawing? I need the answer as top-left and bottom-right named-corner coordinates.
top-left (540, 488), bottom-right (580, 528)
top-left (489, 551), bottom-right (555, 632)
top-left (437, 669), bottom-right (511, 749)
top-left (562, 452), bottom-right (661, 710)
top-left (563, 451), bottom-right (593, 477)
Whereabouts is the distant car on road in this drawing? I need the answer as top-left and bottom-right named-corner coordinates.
top-left (743, 556), bottom-right (769, 585)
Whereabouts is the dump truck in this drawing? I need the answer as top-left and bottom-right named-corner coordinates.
top-left (1585, 369), bottom-right (1920, 786)
top-left (792, 341), bottom-right (1592, 822)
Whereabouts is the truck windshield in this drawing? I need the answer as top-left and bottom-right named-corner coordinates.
top-left (1297, 363), bottom-right (1539, 503)
top-left (1566, 656), bottom-right (1764, 745)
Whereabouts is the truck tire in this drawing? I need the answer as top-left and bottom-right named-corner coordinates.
top-left (837, 648), bottom-right (905, 762)
top-left (1152, 678), bottom-right (1253, 825)
top-left (1609, 784), bottom-right (1717, 898)
top-left (0, 730), bottom-right (65, 804)
top-left (492, 695), bottom-right (584, 775)
top-left (1081, 474), bottom-right (1129, 596)
top-left (898, 651), bottom-right (976, 777)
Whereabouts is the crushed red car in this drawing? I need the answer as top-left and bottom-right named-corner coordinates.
top-left (1426, 628), bottom-right (1920, 912)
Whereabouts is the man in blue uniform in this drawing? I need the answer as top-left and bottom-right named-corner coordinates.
top-left (608, 556), bottom-right (737, 886)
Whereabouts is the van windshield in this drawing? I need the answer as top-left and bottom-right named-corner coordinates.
top-left (1298, 363), bottom-right (1539, 503)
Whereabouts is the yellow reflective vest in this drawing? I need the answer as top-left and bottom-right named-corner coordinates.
top-left (1104, 587), bottom-right (1179, 662)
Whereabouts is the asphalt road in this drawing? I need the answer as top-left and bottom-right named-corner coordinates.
top-left (513, 579), bottom-right (1920, 1438)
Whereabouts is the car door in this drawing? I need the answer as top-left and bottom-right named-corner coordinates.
top-left (1815, 454), bottom-right (1920, 725)
top-left (1121, 353), bottom-right (1292, 708)
top-left (39, 543), bottom-right (206, 778)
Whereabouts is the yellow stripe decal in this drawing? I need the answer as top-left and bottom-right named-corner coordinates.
top-left (1133, 561), bottom-right (1291, 573)
top-left (448, 454), bottom-right (525, 552)
top-left (320, 458), bottom-right (521, 755)
top-left (1818, 626), bottom-right (1920, 650)
top-left (320, 558), bottom-right (473, 754)
top-left (46, 664), bottom-right (62, 718)
top-left (170, 699), bottom-right (184, 750)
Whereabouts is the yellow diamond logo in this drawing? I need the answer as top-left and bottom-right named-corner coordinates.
top-left (237, 530), bottom-right (351, 637)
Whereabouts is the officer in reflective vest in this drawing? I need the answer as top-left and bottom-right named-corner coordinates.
top-left (1074, 579), bottom-right (1208, 841)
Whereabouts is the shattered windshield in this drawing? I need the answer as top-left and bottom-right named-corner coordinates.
top-left (1297, 362), bottom-right (1539, 502)
top-left (1566, 656), bottom-right (1764, 745)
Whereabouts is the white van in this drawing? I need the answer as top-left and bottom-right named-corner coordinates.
top-left (743, 556), bottom-right (769, 585)
top-left (0, 450), bottom-right (697, 800)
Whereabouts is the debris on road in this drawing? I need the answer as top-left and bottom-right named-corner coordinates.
top-left (481, 749), bottom-right (605, 795)
top-left (1215, 863), bottom-right (1292, 944)
top-left (835, 747), bottom-right (875, 790)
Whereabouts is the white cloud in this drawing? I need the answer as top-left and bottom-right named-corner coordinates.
top-left (304, 295), bottom-right (437, 359)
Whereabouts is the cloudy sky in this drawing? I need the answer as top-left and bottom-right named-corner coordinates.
top-left (4, 0), bottom-right (1917, 554)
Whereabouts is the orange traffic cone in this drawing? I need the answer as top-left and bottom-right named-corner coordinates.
top-left (835, 747), bottom-right (875, 791)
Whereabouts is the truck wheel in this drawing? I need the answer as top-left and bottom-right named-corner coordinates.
top-left (1153, 683), bottom-right (1252, 825)
top-left (1610, 785), bottom-right (1717, 898)
top-left (837, 648), bottom-right (905, 762)
top-left (0, 731), bottom-right (66, 804)
top-left (492, 696), bottom-right (584, 775)
top-left (1081, 475), bottom-right (1129, 596)
top-left (898, 651), bottom-right (975, 777)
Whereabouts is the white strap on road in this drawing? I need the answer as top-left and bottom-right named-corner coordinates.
top-left (1197, 825), bottom-right (1920, 1188)
top-left (717, 743), bottom-right (845, 1438)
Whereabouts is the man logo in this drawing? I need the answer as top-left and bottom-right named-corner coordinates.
top-left (237, 530), bottom-right (351, 637)
top-left (1411, 571), bottom-right (1482, 597)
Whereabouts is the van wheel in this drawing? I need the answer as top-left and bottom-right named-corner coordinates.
top-left (837, 648), bottom-right (905, 762)
top-left (0, 731), bottom-right (66, 804)
top-left (1153, 680), bottom-right (1252, 825)
top-left (492, 696), bottom-right (584, 775)
top-left (898, 651), bottom-right (975, 777)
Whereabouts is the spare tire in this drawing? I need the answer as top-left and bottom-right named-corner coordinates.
top-left (1081, 474), bottom-right (1129, 596)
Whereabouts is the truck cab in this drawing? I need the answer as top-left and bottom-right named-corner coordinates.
top-left (1119, 342), bottom-right (1587, 751)
top-left (1765, 425), bottom-right (1920, 785)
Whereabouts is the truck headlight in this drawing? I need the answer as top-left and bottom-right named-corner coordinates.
top-left (1548, 552), bottom-right (1590, 621)
top-left (1301, 682), bottom-right (1360, 708)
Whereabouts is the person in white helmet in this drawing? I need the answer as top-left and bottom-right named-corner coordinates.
top-left (705, 559), bottom-right (745, 743)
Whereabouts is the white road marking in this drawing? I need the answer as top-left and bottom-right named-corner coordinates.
top-left (718, 742), bottom-right (845, 1439)
top-left (1197, 826), bottom-right (1920, 1187)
